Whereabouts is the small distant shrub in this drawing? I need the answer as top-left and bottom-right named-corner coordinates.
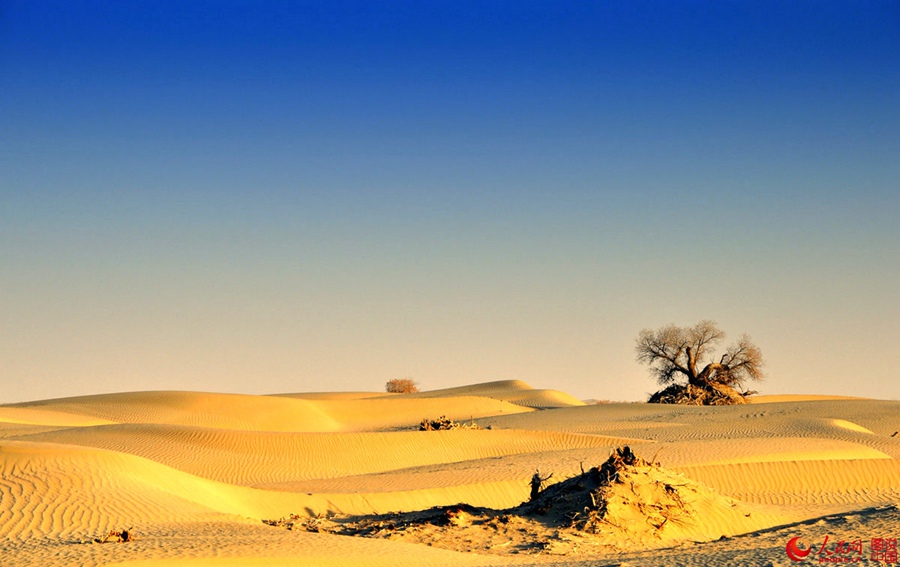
top-left (386, 378), bottom-right (419, 394)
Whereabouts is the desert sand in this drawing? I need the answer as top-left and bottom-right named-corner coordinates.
top-left (1, 380), bottom-right (898, 566)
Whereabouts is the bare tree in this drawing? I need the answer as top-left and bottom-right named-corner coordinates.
top-left (385, 378), bottom-right (419, 394)
top-left (635, 320), bottom-right (763, 390)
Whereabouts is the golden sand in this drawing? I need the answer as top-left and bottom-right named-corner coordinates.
top-left (2, 381), bottom-right (898, 566)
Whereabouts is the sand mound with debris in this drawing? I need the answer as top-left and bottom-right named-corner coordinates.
top-left (648, 382), bottom-right (748, 405)
top-left (268, 447), bottom-right (786, 557)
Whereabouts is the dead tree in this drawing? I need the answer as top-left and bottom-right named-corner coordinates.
top-left (636, 320), bottom-right (763, 392)
top-left (530, 469), bottom-right (553, 500)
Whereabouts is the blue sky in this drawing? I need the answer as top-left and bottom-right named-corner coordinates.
top-left (2, 1), bottom-right (898, 402)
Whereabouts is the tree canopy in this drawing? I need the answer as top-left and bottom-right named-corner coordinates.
top-left (635, 320), bottom-right (763, 391)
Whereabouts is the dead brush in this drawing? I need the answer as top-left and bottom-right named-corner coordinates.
top-left (264, 512), bottom-right (335, 533)
top-left (93, 527), bottom-right (133, 543)
top-left (523, 446), bottom-right (694, 536)
top-left (304, 513), bottom-right (335, 532)
top-left (419, 415), bottom-right (481, 431)
top-left (648, 382), bottom-right (747, 406)
top-left (262, 513), bottom-right (303, 530)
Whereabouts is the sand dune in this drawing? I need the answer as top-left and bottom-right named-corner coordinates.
top-left (274, 391), bottom-right (393, 400)
top-left (632, 436), bottom-right (892, 466)
top-left (0, 440), bottom-right (241, 539)
top-left (401, 380), bottom-right (586, 408)
top-left (15, 424), bottom-right (634, 486)
top-left (2, 381), bottom-right (899, 566)
top-left (677, 458), bottom-right (900, 507)
top-left (12, 391), bottom-right (531, 433)
top-left (0, 439), bottom-right (530, 539)
top-left (312, 396), bottom-right (532, 431)
top-left (749, 394), bottom-right (869, 403)
top-left (0, 406), bottom-right (116, 427)
top-left (11, 392), bottom-right (343, 432)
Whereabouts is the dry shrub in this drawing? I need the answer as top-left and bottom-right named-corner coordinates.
top-left (93, 528), bottom-right (133, 543)
top-left (385, 378), bottom-right (418, 393)
top-left (419, 415), bottom-right (480, 431)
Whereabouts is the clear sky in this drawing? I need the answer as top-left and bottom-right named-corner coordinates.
top-left (2, 1), bottom-right (898, 403)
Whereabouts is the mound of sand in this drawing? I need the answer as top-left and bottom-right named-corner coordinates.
top-left (648, 382), bottom-right (747, 405)
top-left (10, 391), bottom-right (343, 432)
top-left (401, 380), bottom-right (586, 408)
top-left (10, 391), bottom-right (533, 433)
top-left (269, 447), bottom-right (784, 557)
top-left (16, 424), bottom-right (628, 487)
top-left (0, 407), bottom-right (116, 428)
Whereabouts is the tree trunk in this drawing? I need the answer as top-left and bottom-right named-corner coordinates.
top-left (695, 363), bottom-right (727, 385)
top-left (687, 376), bottom-right (706, 388)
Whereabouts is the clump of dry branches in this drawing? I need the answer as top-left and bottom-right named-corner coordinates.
top-left (419, 415), bottom-right (481, 431)
top-left (263, 513), bottom-right (336, 532)
top-left (647, 382), bottom-right (748, 405)
top-left (93, 528), bottom-right (133, 543)
top-left (263, 513), bottom-right (303, 529)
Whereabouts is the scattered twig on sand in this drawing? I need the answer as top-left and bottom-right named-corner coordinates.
top-left (263, 513), bottom-right (303, 530)
top-left (263, 513), bottom-right (336, 532)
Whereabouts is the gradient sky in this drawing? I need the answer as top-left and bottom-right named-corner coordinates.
top-left (2, 1), bottom-right (898, 403)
